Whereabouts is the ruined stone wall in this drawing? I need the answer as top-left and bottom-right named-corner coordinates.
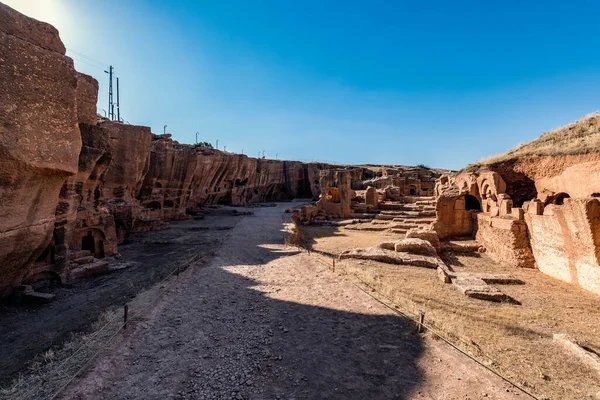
top-left (474, 214), bottom-right (534, 269)
top-left (433, 149), bottom-right (600, 295)
top-left (433, 194), bottom-right (475, 239)
top-left (525, 199), bottom-right (600, 295)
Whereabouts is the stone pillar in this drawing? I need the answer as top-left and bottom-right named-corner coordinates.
top-left (365, 186), bottom-right (379, 209)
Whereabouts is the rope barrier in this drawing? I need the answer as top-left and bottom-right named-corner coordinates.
top-left (296, 244), bottom-right (539, 400)
top-left (15, 253), bottom-right (200, 400)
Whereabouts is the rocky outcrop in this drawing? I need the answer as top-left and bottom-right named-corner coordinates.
top-left (0, 3), bottom-right (81, 297)
top-left (0, 4), bottom-right (342, 299)
top-left (433, 114), bottom-right (600, 295)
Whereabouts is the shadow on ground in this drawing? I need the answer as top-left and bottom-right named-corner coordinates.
top-left (0, 211), bottom-right (244, 386)
top-left (62, 204), bottom-right (426, 399)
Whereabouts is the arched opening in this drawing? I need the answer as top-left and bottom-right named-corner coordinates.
top-left (409, 187), bottom-right (416, 196)
top-left (163, 200), bottom-right (175, 208)
top-left (146, 201), bottom-right (161, 210)
top-left (550, 192), bottom-right (570, 205)
top-left (81, 231), bottom-right (96, 255)
top-left (464, 194), bottom-right (481, 211)
top-left (23, 271), bottom-right (61, 290)
top-left (115, 220), bottom-right (128, 244)
top-left (235, 178), bottom-right (248, 187)
top-left (481, 183), bottom-right (490, 199)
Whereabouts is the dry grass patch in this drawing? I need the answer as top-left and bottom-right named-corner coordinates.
top-left (470, 112), bottom-right (600, 169)
top-left (301, 224), bottom-right (600, 400)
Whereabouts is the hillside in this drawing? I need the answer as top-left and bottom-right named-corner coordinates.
top-left (468, 112), bottom-right (600, 169)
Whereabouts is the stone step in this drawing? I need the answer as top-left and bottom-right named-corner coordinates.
top-left (73, 255), bottom-right (95, 265)
top-left (70, 250), bottom-right (92, 260)
top-left (392, 217), bottom-right (434, 224)
top-left (374, 214), bottom-right (397, 220)
top-left (24, 291), bottom-right (56, 303)
top-left (345, 224), bottom-right (389, 232)
top-left (452, 276), bottom-right (509, 302)
top-left (378, 203), bottom-right (407, 211)
top-left (70, 260), bottom-right (110, 281)
top-left (390, 223), bottom-right (419, 230)
top-left (348, 213), bottom-right (377, 219)
top-left (389, 228), bottom-right (408, 234)
top-left (380, 210), bottom-right (411, 216)
top-left (371, 219), bottom-right (391, 225)
top-left (440, 240), bottom-right (482, 253)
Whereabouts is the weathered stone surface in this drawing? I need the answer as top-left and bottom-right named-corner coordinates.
top-left (339, 247), bottom-right (440, 268)
top-left (526, 198), bottom-right (600, 295)
top-left (0, 4), bottom-right (80, 297)
top-left (553, 333), bottom-right (600, 375)
top-left (474, 214), bottom-right (534, 268)
top-left (75, 72), bottom-right (99, 125)
top-left (0, 3), bottom-right (66, 53)
top-left (452, 276), bottom-right (509, 302)
top-left (365, 186), bottom-right (379, 208)
top-left (405, 228), bottom-right (441, 250)
top-left (393, 238), bottom-right (437, 256)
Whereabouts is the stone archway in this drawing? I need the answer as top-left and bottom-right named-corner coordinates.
top-left (80, 229), bottom-right (106, 258)
top-left (464, 194), bottom-right (481, 211)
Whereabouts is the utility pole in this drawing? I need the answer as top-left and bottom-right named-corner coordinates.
top-left (241, 149), bottom-right (244, 155)
top-left (116, 77), bottom-right (120, 122)
top-left (262, 150), bottom-right (265, 158)
top-left (164, 125), bottom-right (167, 134)
top-left (216, 139), bottom-right (219, 150)
top-left (105, 65), bottom-right (114, 120)
top-left (195, 132), bottom-right (199, 144)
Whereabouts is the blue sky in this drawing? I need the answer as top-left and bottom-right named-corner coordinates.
top-left (6, 0), bottom-right (600, 169)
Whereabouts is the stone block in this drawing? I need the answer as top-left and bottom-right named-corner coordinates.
top-left (511, 207), bottom-right (524, 220)
top-left (528, 199), bottom-right (544, 215)
top-left (499, 199), bottom-right (513, 216)
top-left (454, 197), bottom-right (465, 210)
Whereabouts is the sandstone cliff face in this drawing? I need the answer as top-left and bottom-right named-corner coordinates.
top-left (0, 3), bottom-right (81, 297)
top-left (0, 3), bottom-right (340, 298)
top-left (188, 149), bottom-right (323, 207)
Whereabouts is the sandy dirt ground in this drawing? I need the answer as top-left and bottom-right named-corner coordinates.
top-left (300, 224), bottom-right (600, 399)
top-left (61, 204), bottom-right (527, 400)
top-left (0, 210), bottom-right (244, 386)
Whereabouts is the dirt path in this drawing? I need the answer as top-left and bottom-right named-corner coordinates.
top-left (62, 204), bottom-right (527, 400)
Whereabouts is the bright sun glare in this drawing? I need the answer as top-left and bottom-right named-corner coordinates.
top-left (3, 0), bottom-right (68, 34)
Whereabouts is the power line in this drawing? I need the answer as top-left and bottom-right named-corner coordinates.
top-left (69, 55), bottom-right (107, 72)
top-left (66, 48), bottom-right (108, 68)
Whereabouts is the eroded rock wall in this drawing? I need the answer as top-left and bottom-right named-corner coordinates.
top-left (0, 3), bottom-right (81, 297)
top-left (434, 143), bottom-right (600, 295)
top-left (525, 199), bottom-right (600, 295)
